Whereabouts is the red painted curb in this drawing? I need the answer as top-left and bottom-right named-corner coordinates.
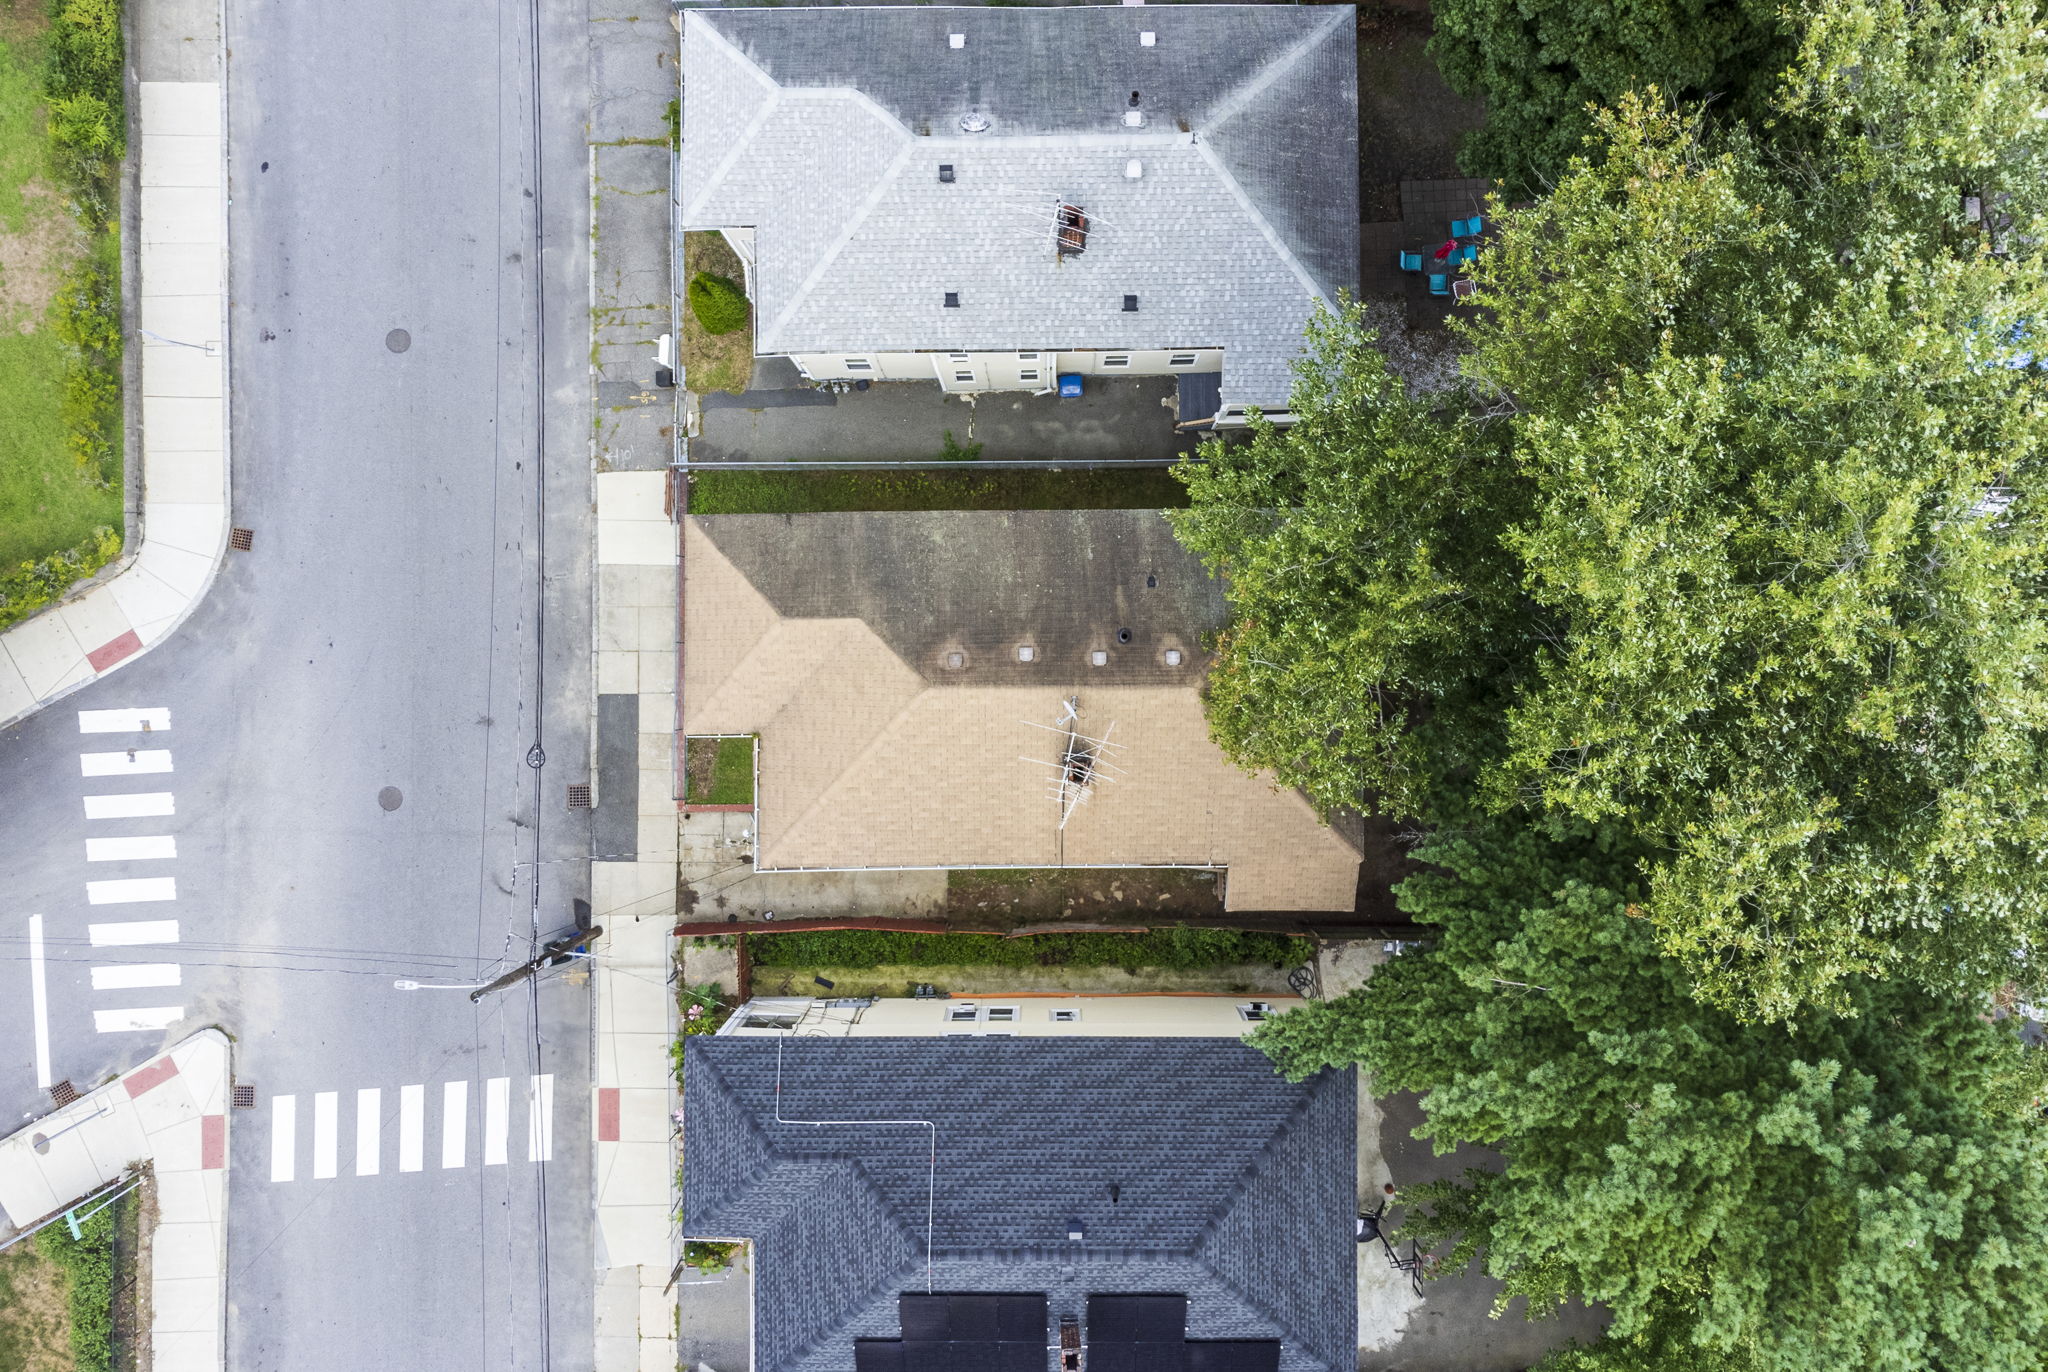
top-left (597, 1087), bottom-right (621, 1142)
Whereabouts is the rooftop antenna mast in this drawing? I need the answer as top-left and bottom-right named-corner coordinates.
top-left (1021, 696), bottom-right (1128, 829)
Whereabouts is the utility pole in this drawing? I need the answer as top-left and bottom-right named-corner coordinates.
top-left (469, 924), bottom-right (603, 1002)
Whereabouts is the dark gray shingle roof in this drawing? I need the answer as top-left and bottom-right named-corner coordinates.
top-left (683, 1038), bottom-right (1356, 1372)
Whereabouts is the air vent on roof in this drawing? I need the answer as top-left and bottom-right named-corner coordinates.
top-left (1125, 159), bottom-right (1143, 179)
top-left (949, 32), bottom-right (965, 48)
top-left (938, 163), bottom-right (955, 183)
top-left (1129, 90), bottom-right (1142, 107)
top-left (1123, 294), bottom-right (1139, 312)
top-left (1140, 30), bottom-right (1156, 46)
top-left (1123, 109), bottom-right (1145, 128)
top-left (944, 291), bottom-right (960, 308)
top-left (961, 110), bottom-right (990, 133)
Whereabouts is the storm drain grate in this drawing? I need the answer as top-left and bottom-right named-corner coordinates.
top-left (232, 1084), bottom-right (257, 1110)
top-left (229, 527), bottom-right (254, 551)
top-left (566, 784), bottom-right (592, 809)
top-left (48, 1080), bottom-right (79, 1107)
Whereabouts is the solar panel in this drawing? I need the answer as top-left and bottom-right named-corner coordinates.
top-left (1186, 1341), bottom-right (1281, 1372)
top-left (855, 1340), bottom-right (907, 1372)
top-left (997, 1294), bottom-right (1048, 1342)
top-left (1087, 1294), bottom-right (1189, 1344)
top-left (887, 1292), bottom-right (1051, 1372)
top-left (899, 1295), bottom-right (951, 1342)
top-left (952, 1295), bottom-right (1001, 1342)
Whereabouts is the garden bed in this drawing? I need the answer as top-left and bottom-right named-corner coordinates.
top-left (681, 230), bottom-right (752, 396)
top-left (748, 926), bottom-right (1312, 972)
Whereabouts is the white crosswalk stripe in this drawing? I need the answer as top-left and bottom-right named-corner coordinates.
top-left (312, 1092), bottom-right (338, 1179)
top-left (90, 963), bottom-right (181, 990)
top-left (87, 920), bottom-right (178, 946)
top-left (399, 1084), bottom-right (424, 1173)
top-left (83, 792), bottom-right (175, 819)
top-left (261, 1076), bottom-right (554, 1182)
top-left (78, 707), bottom-right (171, 733)
top-left (271, 1095), bottom-right (297, 1182)
top-left (485, 1077), bottom-right (509, 1166)
top-left (80, 749), bottom-right (172, 777)
top-left (355, 1089), bottom-right (381, 1177)
top-left (93, 1006), bottom-right (183, 1033)
top-left (86, 835), bottom-right (177, 862)
top-left (443, 1080), bottom-right (468, 1169)
top-left (86, 877), bottom-right (176, 905)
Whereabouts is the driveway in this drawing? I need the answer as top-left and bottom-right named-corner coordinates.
top-left (691, 363), bottom-right (1198, 464)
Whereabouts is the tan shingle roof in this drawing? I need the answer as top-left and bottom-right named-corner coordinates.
top-left (684, 514), bottom-right (1357, 911)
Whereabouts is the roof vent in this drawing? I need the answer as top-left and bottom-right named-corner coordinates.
top-left (948, 32), bottom-right (965, 48)
top-left (1140, 31), bottom-right (1156, 46)
top-left (1125, 159), bottom-right (1143, 179)
top-left (1016, 645), bottom-right (1036, 663)
top-left (1068, 1220), bottom-right (1086, 1241)
top-left (1116, 627), bottom-right (1133, 644)
top-left (1122, 109), bottom-right (1145, 128)
top-left (944, 291), bottom-right (960, 308)
top-left (1090, 650), bottom-right (1109, 667)
top-left (939, 163), bottom-right (955, 183)
top-left (1122, 294), bottom-right (1139, 312)
top-left (1129, 90), bottom-right (1142, 107)
top-left (1164, 648), bottom-right (1183, 667)
top-left (960, 110), bottom-right (991, 134)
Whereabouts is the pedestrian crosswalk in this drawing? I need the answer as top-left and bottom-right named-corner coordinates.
top-left (268, 1076), bottom-right (556, 1182)
top-left (74, 707), bottom-right (186, 1033)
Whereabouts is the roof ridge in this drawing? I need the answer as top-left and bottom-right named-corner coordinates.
top-left (1197, 7), bottom-right (1350, 135)
top-left (679, 17), bottom-right (785, 224)
top-left (1189, 1088), bottom-right (1345, 1368)
top-left (1193, 137), bottom-right (1329, 310)
top-left (759, 126), bottom-right (915, 352)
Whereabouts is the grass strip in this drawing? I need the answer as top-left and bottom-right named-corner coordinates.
top-left (685, 735), bottom-right (754, 805)
top-left (688, 466), bottom-right (1190, 514)
top-left (749, 926), bottom-right (1312, 972)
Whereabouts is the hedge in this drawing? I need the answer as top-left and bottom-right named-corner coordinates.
top-left (0, 525), bottom-right (121, 632)
top-left (748, 927), bottom-right (1314, 972)
top-left (688, 271), bottom-right (749, 336)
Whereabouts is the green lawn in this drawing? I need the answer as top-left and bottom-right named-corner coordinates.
top-left (685, 735), bottom-right (754, 805)
top-left (0, 17), bottom-right (121, 573)
top-left (687, 466), bottom-right (1190, 514)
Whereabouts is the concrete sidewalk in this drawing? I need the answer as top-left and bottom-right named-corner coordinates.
top-left (0, 61), bottom-right (230, 727)
top-left (592, 472), bottom-right (683, 1372)
top-left (0, 1029), bottom-right (232, 1372)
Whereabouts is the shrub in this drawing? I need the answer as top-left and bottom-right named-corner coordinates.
top-left (688, 271), bottom-right (749, 336)
top-left (0, 526), bottom-right (121, 631)
top-left (749, 927), bottom-right (1313, 972)
top-left (38, 1202), bottom-right (116, 1372)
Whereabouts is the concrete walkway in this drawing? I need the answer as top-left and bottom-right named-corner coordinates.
top-left (0, 55), bottom-right (229, 728)
top-left (0, 1029), bottom-right (232, 1372)
top-left (593, 469), bottom-right (683, 1372)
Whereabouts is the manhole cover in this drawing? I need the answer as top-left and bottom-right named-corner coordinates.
top-left (566, 784), bottom-right (592, 809)
top-left (378, 786), bottom-right (403, 811)
top-left (385, 328), bottom-right (411, 354)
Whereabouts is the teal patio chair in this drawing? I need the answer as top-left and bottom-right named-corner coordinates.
top-left (1397, 251), bottom-right (1424, 272)
top-left (1457, 243), bottom-right (1480, 265)
top-left (1427, 273), bottom-right (1451, 297)
top-left (1451, 215), bottom-right (1485, 239)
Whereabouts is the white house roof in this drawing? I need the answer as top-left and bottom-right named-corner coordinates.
top-left (679, 6), bottom-right (1360, 409)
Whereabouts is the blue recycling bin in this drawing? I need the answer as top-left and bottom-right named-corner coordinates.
top-left (1057, 373), bottom-right (1083, 398)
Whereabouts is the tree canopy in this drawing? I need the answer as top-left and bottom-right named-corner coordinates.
top-left (1171, 0), bottom-right (2048, 1020)
top-left (1429, 0), bottom-right (1788, 189)
top-left (1253, 816), bottom-right (2048, 1372)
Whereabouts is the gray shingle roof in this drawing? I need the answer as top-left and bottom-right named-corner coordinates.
top-left (680, 6), bottom-right (1359, 410)
top-left (683, 1038), bottom-right (1356, 1372)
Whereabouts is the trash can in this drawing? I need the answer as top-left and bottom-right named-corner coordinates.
top-left (1057, 374), bottom-right (1083, 398)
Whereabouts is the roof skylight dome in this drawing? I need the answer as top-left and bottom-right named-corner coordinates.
top-left (960, 110), bottom-right (991, 133)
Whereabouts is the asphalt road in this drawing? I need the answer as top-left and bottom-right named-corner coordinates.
top-left (0, 0), bottom-right (598, 1367)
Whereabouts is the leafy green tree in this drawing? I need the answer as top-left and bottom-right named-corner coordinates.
top-left (1430, 0), bottom-right (1789, 188)
top-left (1254, 816), bottom-right (2048, 1372)
top-left (1172, 0), bottom-right (2048, 1019)
top-left (687, 271), bottom-right (750, 336)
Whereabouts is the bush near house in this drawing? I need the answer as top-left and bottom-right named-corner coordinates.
top-left (749, 927), bottom-right (1313, 972)
top-left (687, 270), bottom-right (749, 337)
